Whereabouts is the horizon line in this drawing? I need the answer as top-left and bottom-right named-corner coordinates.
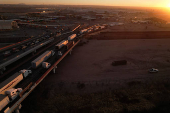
top-left (0, 3), bottom-right (167, 9)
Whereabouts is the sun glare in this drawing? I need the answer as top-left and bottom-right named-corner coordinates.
top-left (167, 4), bottom-right (170, 7)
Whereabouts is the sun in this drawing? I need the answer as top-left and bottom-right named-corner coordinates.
top-left (167, 3), bottom-right (170, 7)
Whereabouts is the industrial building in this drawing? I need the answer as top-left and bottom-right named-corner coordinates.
top-left (0, 20), bottom-right (19, 30)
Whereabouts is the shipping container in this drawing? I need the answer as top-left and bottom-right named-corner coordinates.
top-left (31, 51), bottom-right (52, 68)
top-left (0, 72), bottom-right (23, 95)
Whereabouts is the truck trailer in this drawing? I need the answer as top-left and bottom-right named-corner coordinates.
top-left (80, 29), bottom-right (87, 34)
top-left (0, 88), bottom-right (22, 111)
top-left (68, 34), bottom-right (76, 41)
top-left (0, 69), bottom-right (32, 95)
top-left (55, 40), bottom-right (68, 50)
top-left (31, 50), bottom-right (55, 69)
top-left (0, 72), bottom-right (23, 95)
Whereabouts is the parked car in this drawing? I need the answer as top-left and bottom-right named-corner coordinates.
top-left (30, 43), bottom-right (35, 46)
top-left (21, 45), bottom-right (27, 50)
top-left (3, 51), bottom-right (11, 57)
top-left (149, 68), bottom-right (159, 73)
top-left (12, 48), bottom-right (19, 53)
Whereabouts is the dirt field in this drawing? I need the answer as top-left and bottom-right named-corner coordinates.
top-left (36, 39), bottom-right (170, 93)
top-left (21, 38), bottom-right (170, 113)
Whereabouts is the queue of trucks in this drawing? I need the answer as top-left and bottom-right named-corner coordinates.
top-left (0, 69), bottom-right (32, 111)
top-left (0, 24), bottom-right (106, 111)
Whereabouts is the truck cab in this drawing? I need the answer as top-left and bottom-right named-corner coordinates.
top-left (42, 62), bottom-right (51, 69)
top-left (5, 88), bottom-right (22, 100)
top-left (20, 69), bottom-right (32, 78)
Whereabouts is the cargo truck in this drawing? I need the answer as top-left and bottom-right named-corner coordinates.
top-left (0, 72), bottom-right (23, 95)
top-left (0, 69), bottom-right (32, 95)
top-left (19, 69), bottom-right (32, 78)
top-left (31, 50), bottom-right (55, 69)
top-left (42, 62), bottom-right (51, 69)
top-left (57, 41), bottom-right (74, 56)
top-left (55, 40), bottom-right (68, 50)
top-left (68, 34), bottom-right (76, 41)
top-left (0, 88), bottom-right (22, 111)
top-left (80, 29), bottom-right (87, 34)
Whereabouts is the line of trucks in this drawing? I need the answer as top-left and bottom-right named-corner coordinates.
top-left (80, 25), bottom-right (106, 34)
top-left (0, 33), bottom-right (77, 111)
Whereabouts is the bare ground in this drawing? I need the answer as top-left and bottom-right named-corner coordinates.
top-left (21, 38), bottom-right (170, 113)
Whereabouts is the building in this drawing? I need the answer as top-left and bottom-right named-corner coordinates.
top-left (0, 20), bottom-right (19, 30)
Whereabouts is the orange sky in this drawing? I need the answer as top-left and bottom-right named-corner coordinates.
top-left (0, 0), bottom-right (170, 7)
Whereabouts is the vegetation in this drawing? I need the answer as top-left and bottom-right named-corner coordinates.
top-left (21, 80), bottom-right (170, 113)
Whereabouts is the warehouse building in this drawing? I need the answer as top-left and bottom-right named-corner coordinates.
top-left (0, 20), bottom-right (19, 30)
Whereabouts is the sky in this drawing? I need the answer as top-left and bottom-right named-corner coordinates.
top-left (0, 0), bottom-right (170, 7)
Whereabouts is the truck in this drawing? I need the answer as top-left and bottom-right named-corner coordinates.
top-left (100, 26), bottom-right (105, 29)
top-left (57, 41), bottom-right (74, 56)
top-left (3, 51), bottom-right (11, 57)
top-left (55, 40), bottom-right (68, 50)
top-left (42, 62), bottom-right (51, 69)
top-left (0, 69), bottom-right (31, 95)
top-left (19, 69), bottom-right (32, 77)
top-left (68, 34), bottom-right (76, 41)
top-left (80, 29), bottom-right (87, 34)
top-left (31, 50), bottom-right (55, 69)
top-left (12, 48), bottom-right (19, 53)
top-left (0, 88), bottom-right (22, 111)
top-left (0, 72), bottom-right (23, 95)
top-left (21, 45), bottom-right (27, 50)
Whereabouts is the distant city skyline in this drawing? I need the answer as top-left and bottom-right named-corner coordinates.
top-left (0, 0), bottom-right (170, 7)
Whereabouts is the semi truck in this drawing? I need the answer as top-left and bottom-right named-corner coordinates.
top-left (80, 29), bottom-right (87, 34)
top-left (19, 69), bottom-right (32, 78)
top-left (31, 50), bottom-right (55, 69)
top-left (68, 34), bottom-right (76, 41)
top-left (0, 69), bottom-right (32, 95)
top-left (55, 40), bottom-right (68, 50)
top-left (42, 62), bottom-right (51, 69)
top-left (0, 88), bottom-right (22, 111)
top-left (57, 41), bottom-right (74, 56)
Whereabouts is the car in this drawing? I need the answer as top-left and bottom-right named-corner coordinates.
top-left (21, 45), bottom-right (27, 50)
top-left (35, 40), bottom-right (39, 44)
top-left (3, 51), bottom-right (11, 57)
top-left (148, 68), bottom-right (159, 73)
top-left (12, 48), bottom-right (19, 53)
top-left (26, 42), bottom-right (31, 46)
top-left (30, 42), bottom-right (35, 46)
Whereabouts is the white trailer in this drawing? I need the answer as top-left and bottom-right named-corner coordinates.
top-left (31, 50), bottom-right (55, 69)
top-left (0, 72), bottom-right (23, 95)
top-left (68, 34), bottom-right (76, 41)
top-left (0, 94), bottom-right (10, 111)
top-left (55, 40), bottom-right (68, 50)
top-left (80, 29), bottom-right (87, 34)
top-left (0, 88), bottom-right (22, 111)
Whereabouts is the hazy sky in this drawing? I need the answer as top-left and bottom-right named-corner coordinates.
top-left (0, 0), bottom-right (170, 7)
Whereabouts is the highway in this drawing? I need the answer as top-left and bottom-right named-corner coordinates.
top-left (0, 24), bottom-right (104, 113)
